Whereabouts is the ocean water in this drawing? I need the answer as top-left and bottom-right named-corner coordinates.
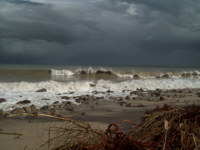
top-left (0, 64), bottom-right (200, 111)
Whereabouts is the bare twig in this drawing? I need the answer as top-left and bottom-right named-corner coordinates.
top-left (162, 120), bottom-right (168, 150)
top-left (192, 133), bottom-right (198, 149)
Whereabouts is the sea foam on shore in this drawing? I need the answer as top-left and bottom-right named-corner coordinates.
top-left (0, 78), bottom-right (200, 111)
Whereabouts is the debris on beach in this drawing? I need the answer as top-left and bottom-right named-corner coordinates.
top-left (34, 104), bottom-right (199, 150)
top-left (2, 104), bottom-right (200, 149)
top-left (131, 104), bottom-right (200, 149)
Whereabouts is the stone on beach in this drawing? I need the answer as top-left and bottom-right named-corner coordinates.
top-left (133, 74), bottom-right (139, 79)
top-left (12, 108), bottom-right (25, 114)
top-left (41, 98), bottom-right (50, 101)
top-left (36, 88), bottom-right (47, 92)
top-left (0, 109), bottom-right (3, 116)
top-left (196, 92), bottom-right (200, 97)
top-left (61, 96), bottom-right (70, 100)
top-left (161, 74), bottom-right (169, 78)
top-left (23, 106), bottom-right (32, 113)
top-left (0, 98), bottom-right (6, 103)
top-left (90, 84), bottom-right (96, 87)
top-left (17, 100), bottom-right (31, 105)
top-left (30, 105), bottom-right (37, 112)
top-left (40, 105), bottom-right (51, 111)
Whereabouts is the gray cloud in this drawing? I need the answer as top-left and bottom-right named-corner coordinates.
top-left (0, 0), bottom-right (200, 67)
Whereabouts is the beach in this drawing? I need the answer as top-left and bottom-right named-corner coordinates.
top-left (0, 88), bottom-right (200, 150)
top-left (0, 65), bottom-right (200, 149)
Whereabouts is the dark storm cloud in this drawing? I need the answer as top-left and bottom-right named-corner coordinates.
top-left (6, 0), bottom-right (43, 6)
top-left (0, 18), bottom-right (75, 44)
top-left (0, 0), bottom-right (200, 66)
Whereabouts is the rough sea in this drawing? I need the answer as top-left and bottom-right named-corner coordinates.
top-left (0, 64), bottom-right (200, 111)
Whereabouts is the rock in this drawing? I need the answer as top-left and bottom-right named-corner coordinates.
top-left (12, 108), bottom-right (25, 114)
top-left (107, 90), bottom-right (114, 93)
top-left (188, 90), bottom-right (192, 93)
top-left (92, 90), bottom-right (98, 94)
top-left (96, 96), bottom-right (104, 100)
top-left (178, 90), bottom-right (183, 93)
top-left (154, 91), bottom-right (160, 97)
top-left (40, 105), bottom-right (51, 111)
top-left (53, 101), bottom-right (59, 105)
top-left (69, 91), bottom-right (75, 94)
top-left (80, 112), bottom-right (85, 116)
top-left (161, 74), bottom-right (169, 78)
top-left (196, 92), bottom-right (200, 97)
top-left (49, 108), bottom-right (56, 115)
top-left (0, 109), bottom-right (3, 116)
top-left (137, 88), bottom-right (144, 92)
top-left (136, 104), bottom-right (145, 107)
top-left (133, 74), bottom-right (139, 79)
top-left (130, 91), bottom-right (138, 95)
top-left (61, 101), bottom-right (71, 108)
top-left (52, 102), bottom-right (60, 109)
top-left (30, 105), bottom-right (37, 112)
top-left (17, 100), bottom-right (31, 105)
top-left (36, 88), bottom-right (47, 92)
top-left (41, 98), bottom-right (50, 100)
top-left (90, 84), bottom-right (96, 87)
top-left (61, 96), bottom-right (70, 100)
top-left (155, 89), bottom-right (162, 92)
top-left (125, 103), bottom-right (132, 107)
top-left (160, 96), bottom-right (164, 101)
top-left (81, 95), bottom-right (89, 100)
top-left (23, 106), bottom-right (31, 113)
top-left (125, 95), bottom-right (131, 100)
top-left (119, 101), bottom-right (126, 106)
top-left (0, 98), bottom-right (6, 103)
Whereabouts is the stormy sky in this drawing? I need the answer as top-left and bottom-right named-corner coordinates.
top-left (0, 0), bottom-right (200, 67)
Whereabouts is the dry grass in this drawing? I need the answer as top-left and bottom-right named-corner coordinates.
top-left (34, 115), bottom-right (143, 150)
top-left (131, 104), bottom-right (200, 149)
top-left (5, 104), bottom-right (200, 150)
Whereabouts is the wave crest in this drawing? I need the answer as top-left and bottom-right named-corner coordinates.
top-left (50, 68), bottom-right (200, 79)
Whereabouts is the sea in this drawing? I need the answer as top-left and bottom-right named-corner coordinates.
top-left (0, 64), bottom-right (200, 111)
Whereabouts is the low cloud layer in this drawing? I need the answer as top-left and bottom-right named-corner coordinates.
top-left (0, 0), bottom-right (200, 67)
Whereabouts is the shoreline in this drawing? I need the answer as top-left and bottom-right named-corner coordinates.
top-left (0, 88), bottom-right (200, 150)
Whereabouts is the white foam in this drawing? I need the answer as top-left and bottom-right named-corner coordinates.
top-left (115, 73), bottom-right (133, 78)
top-left (0, 78), bottom-right (200, 111)
top-left (51, 69), bottom-right (74, 76)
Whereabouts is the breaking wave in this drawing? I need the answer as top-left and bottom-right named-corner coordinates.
top-left (50, 68), bottom-right (200, 79)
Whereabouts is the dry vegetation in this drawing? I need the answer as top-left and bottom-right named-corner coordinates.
top-left (3, 104), bottom-right (200, 150)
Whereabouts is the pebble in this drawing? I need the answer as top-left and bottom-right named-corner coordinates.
top-left (30, 105), bottom-right (37, 112)
top-left (17, 100), bottom-right (31, 105)
top-left (0, 109), bottom-right (3, 116)
top-left (36, 88), bottom-right (47, 92)
top-left (126, 103), bottom-right (132, 107)
top-left (23, 106), bottom-right (32, 113)
top-left (0, 98), bottom-right (6, 103)
top-left (61, 96), bottom-right (70, 100)
top-left (12, 108), bottom-right (25, 114)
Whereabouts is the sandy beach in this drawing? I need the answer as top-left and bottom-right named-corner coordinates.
top-left (0, 88), bottom-right (200, 150)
